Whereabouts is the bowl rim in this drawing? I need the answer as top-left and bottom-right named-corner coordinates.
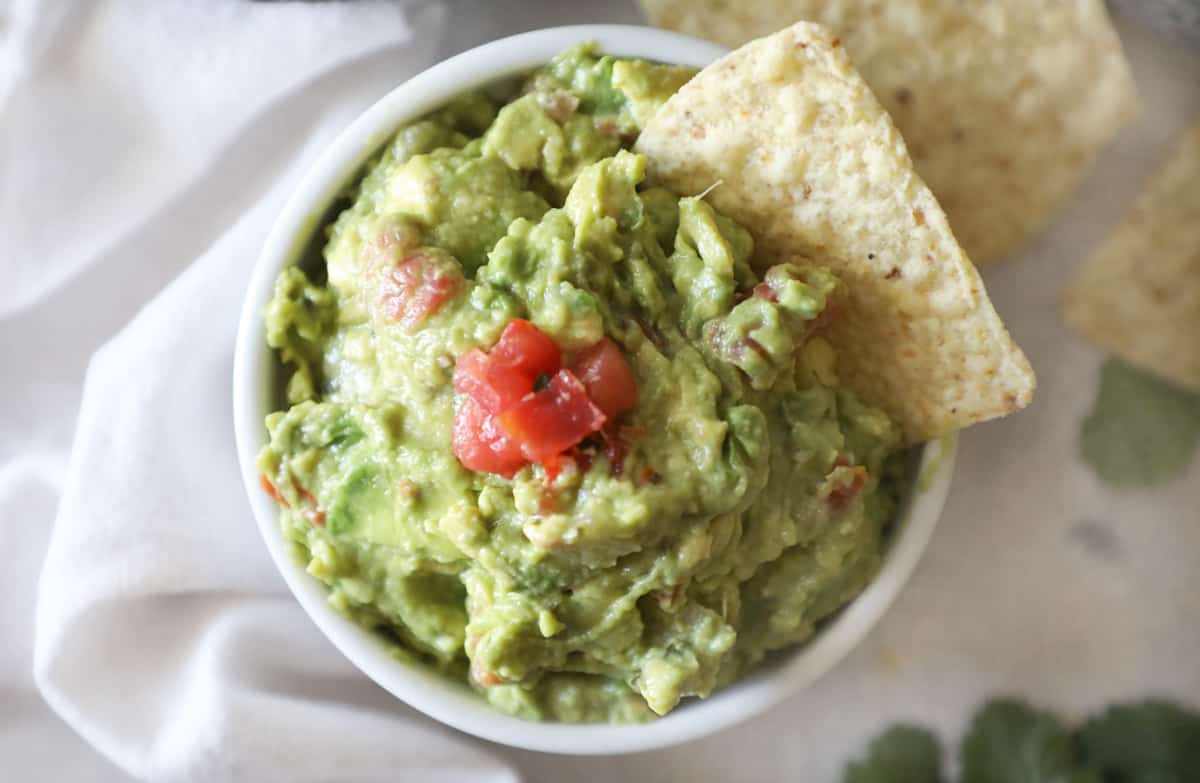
top-left (232, 23), bottom-right (957, 756)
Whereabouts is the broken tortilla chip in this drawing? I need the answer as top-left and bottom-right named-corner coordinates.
top-left (635, 22), bottom-right (1036, 443)
top-left (638, 0), bottom-right (1137, 264)
top-left (1066, 123), bottom-right (1200, 392)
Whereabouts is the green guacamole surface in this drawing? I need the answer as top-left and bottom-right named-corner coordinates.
top-left (259, 44), bottom-right (906, 723)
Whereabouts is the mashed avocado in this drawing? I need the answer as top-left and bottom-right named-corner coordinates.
top-left (258, 43), bottom-right (906, 723)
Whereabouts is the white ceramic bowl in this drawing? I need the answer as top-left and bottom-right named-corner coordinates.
top-left (233, 24), bottom-right (956, 755)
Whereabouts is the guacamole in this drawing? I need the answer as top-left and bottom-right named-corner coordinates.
top-left (258, 43), bottom-right (906, 723)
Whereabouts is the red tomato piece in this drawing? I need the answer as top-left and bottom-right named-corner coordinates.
top-left (453, 349), bottom-right (506, 414)
top-left (453, 320), bottom-right (562, 414)
top-left (753, 281), bottom-right (778, 303)
top-left (295, 484), bottom-right (319, 507)
top-left (452, 348), bottom-right (540, 414)
top-left (499, 370), bottom-right (607, 463)
top-left (601, 426), bottom-right (630, 477)
top-left (259, 474), bottom-right (289, 507)
top-left (827, 465), bottom-right (868, 511)
top-left (541, 453), bottom-right (574, 484)
top-left (452, 397), bottom-right (527, 478)
top-left (571, 338), bottom-right (638, 419)
top-left (378, 251), bottom-right (462, 329)
top-left (471, 659), bottom-right (503, 687)
top-left (293, 483), bottom-right (326, 527)
top-left (490, 319), bottom-right (561, 382)
top-left (484, 365), bottom-right (536, 413)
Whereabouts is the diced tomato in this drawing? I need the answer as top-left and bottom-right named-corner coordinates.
top-left (452, 397), bottom-right (528, 478)
top-left (484, 367), bottom-right (535, 412)
top-left (542, 453), bottom-right (575, 484)
top-left (596, 119), bottom-right (622, 139)
top-left (295, 485), bottom-right (326, 526)
top-left (259, 474), bottom-right (289, 507)
top-left (601, 425), bottom-right (631, 476)
top-left (471, 659), bottom-right (503, 687)
top-left (499, 370), bottom-right (607, 462)
top-left (451, 323), bottom-right (634, 476)
top-left (454, 321), bottom-right (562, 414)
top-left (753, 281), bottom-right (778, 302)
top-left (539, 485), bottom-right (560, 515)
top-left (828, 465), bottom-right (868, 511)
top-left (378, 251), bottom-right (462, 329)
top-left (490, 319), bottom-right (561, 383)
top-left (295, 484), bottom-right (318, 507)
top-left (396, 479), bottom-right (421, 501)
top-left (637, 466), bottom-right (662, 485)
top-left (452, 349), bottom-right (490, 398)
top-left (570, 338), bottom-right (638, 420)
top-left (453, 349), bottom-right (519, 413)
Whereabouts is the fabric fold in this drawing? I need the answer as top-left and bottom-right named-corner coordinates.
top-left (0, 0), bottom-right (425, 317)
top-left (25, 2), bottom-right (517, 780)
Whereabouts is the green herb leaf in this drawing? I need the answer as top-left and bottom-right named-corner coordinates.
top-left (844, 724), bottom-right (942, 783)
top-left (961, 700), bottom-right (1099, 783)
top-left (1080, 359), bottom-right (1200, 488)
top-left (1077, 701), bottom-right (1200, 782)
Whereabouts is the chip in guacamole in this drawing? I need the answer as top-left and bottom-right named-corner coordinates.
top-left (636, 22), bottom-right (1036, 444)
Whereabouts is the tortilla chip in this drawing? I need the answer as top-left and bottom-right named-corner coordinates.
top-left (635, 22), bottom-right (1035, 443)
top-left (1066, 124), bottom-right (1200, 392)
top-left (638, 0), bottom-right (1137, 264)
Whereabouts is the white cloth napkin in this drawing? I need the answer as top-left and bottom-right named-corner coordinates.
top-left (4, 2), bottom-right (1200, 782)
top-left (35, 164), bottom-right (517, 783)
top-left (3, 0), bottom-right (519, 780)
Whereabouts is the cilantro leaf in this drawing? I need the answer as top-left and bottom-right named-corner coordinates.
top-left (961, 700), bottom-right (1100, 783)
top-left (1079, 360), bottom-right (1200, 488)
top-left (844, 724), bottom-right (942, 783)
top-left (1077, 701), bottom-right (1200, 782)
